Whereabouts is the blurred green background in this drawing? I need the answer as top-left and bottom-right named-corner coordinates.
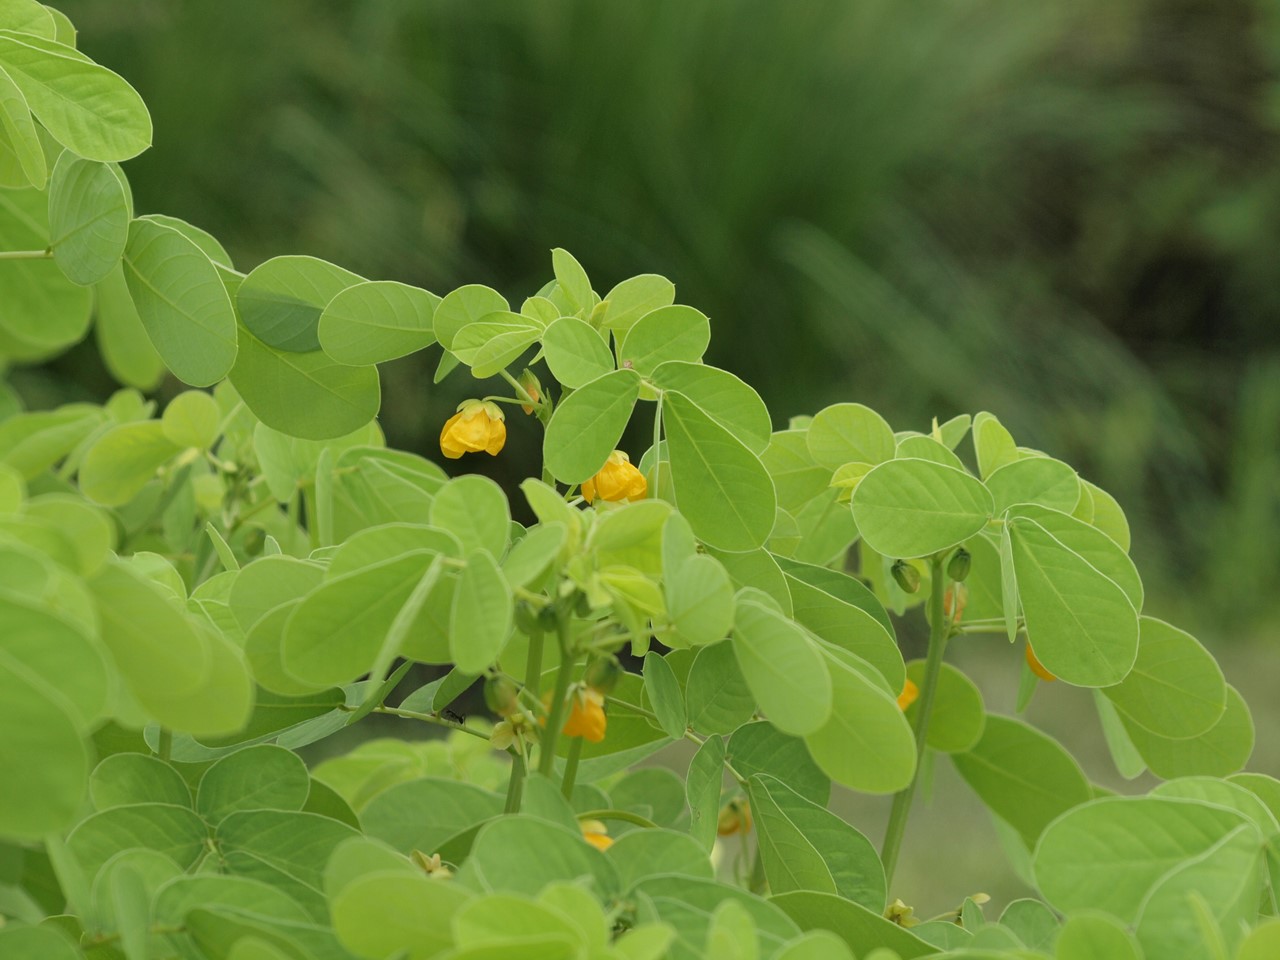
top-left (18, 0), bottom-right (1280, 915)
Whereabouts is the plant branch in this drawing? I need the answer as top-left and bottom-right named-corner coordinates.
top-left (537, 613), bottom-right (576, 777)
top-left (372, 705), bottom-right (490, 740)
top-left (0, 248), bottom-right (52, 260)
top-left (880, 555), bottom-right (949, 888)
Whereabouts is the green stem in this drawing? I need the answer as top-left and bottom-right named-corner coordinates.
top-left (157, 728), bottom-right (172, 762)
top-left (302, 484), bottom-right (319, 551)
top-left (524, 629), bottom-right (545, 696)
top-left (503, 751), bottom-right (526, 814)
top-left (561, 736), bottom-right (583, 798)
top-left (576, 809), bottom-right (659, 829)
top-left (372, 705), bottom-right (490, 740)
top-left (538, 616), bottom-right (577, 777)
top-left (880, 556), bottom-right (949, 888)
top-left (0, 248), bottom-right (52, 260)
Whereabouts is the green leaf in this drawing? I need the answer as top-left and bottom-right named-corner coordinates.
top-left (952, 714), bottom-right (1092, 850)
top-left (430, 475), bottom-right (511, 558)
top-left (663, 391), bottom-right (776, 551)
top-left (618, 305), bottom-right (710, 376)
top-left (459, 815), bottom-right (620, 898)
top-left (1102, 616), bottom-right (1225, 740)
top-left (748, 775), bottom-right (885, 911)
top-left (542, 316), bottom-right (614, 388)
top-left (728, 722), bottom-right (830, 806)
top-left (1083, 479), bottom-right (1131, 551)
top-left (122, 217), bottom-right (237, 386)
top-left (216, 808), bottom-right (360, 918)
top-left (851, 458), bottom-right (993, 559)
top-left (89, 753), bottom-right (190, 810)
top-left (636, 876), bottom-right (799, 958)
top-left (779, 560), bottom-right (903, 694)
top-left (197, 744), bottom-right (310, 823)
top-left (0, 186), bottom-right (94, 360)
top-left (686, 733), bottom-right (726, 851)
top-left (1, 591), bottom-right (108, 725)
top-left (1093, 690), bottom-right (1147, 780)
top-left (643, 652), bottom-right (687, 740)
top-left (93, 263), bottom-right (165, 390)
top-left (228, 324), bottom-right (380, 441)
top-left (1238, 920), bottom-right (1280, 960)
top-left (450, 550), bottom-right (512, 673)
top-left (282, 550), bottom-right (438, 687)
top-left (1121, 684), bottom-right (1254, 778)
top-left (238, 255), bottom-right (364, 353)
top-left (1008, 517), bottom-right (1138, 686)
top-left (331, 872), bottom-right (469, 960)
top-left (761, 430), bottom-right (829, 513)
top-left (161, 389), bottom-right (220, 449)
top-left (137, 212), bottom-right (231, 267)
top-left (732, 599), bottom-right (831, 737)
top-left (984, 457), bottom-right (1079, 515)
top-left (551, 247), bottom-right (593, 313)
top-left (651, 362), bottom-right (772, 454)
top-left (685, 640), bottom-right (756, 737)
top-left (895, 434), bottom-right (965, 469)
top-left (903, 660), bottom-right (985, 753)
top-left (601, 274), bottom-right (676, 334)
top-left (47, 152), bottom-right (128, 285)
top-left (1054, 912), bottom-right (1141, 960)
top-left (805, 403), bottom-right (895, 470)
top-left (434, 284), bottom-right (509, 351)
top-left (67, 803), bottom-right (207, 881)
top-left (606, 829), bottom-right (713, 889)
top-left (228, 555), bottom-right (325, 632)
top-left (452, 311), bottom-right (543, 378)
top-left (998, 898), bottom-right (1059, 952)
top-left (803, 650), bottom-right (915, 794)
top-left (972, 411), bottom-right (1018, 480)
top-left (0, 925), bottom-right (81, 959)
top-left (664, 554), bottom-right (734, 648)
top-left (362, 777), bottom-right (503, 854)
top-left (78, 420), bottom-right (179, 506)
top-left (0, 33), bottom-right (150, 160)
top-left (1, 2), bottom-right (56, 41)
top-left (770, 891), bottom-right (937, 959)
top-left (317, 279), bottom-right (439, 365)
top-left (543, 369), bottom-right (640, 484)
top-left (0, 659), bottom-right (87, 839)
top-left (1007, 503), bottom-right (1142, 610)
top-left (1033, 794), bottom-right (1253, 922)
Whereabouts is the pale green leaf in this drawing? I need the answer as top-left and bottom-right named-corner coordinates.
top-left (618, 305), bottom-right (710, 376)
top-left (238, 255), bottom-right (364, 353)
top-left (851, 458), bottom-right (993, 559)
top-left (449, 550), bottom-right (512, 674)
top-left (543, 369), bottom-right (640, 484)
top-left (317, 279), bottom-right (439, 366)
top-left (47, 151), bottom-right (128, 284)
top-left (806, 403), bottom-right (895, 470)
top-left (601, 274), bottom-right (675, 334)
top-left (732, 599), bottom-right (831, 736)
top-left (652, 361), bottom-right (772, 454)
top-left (434, 284), bottom-right (508, 351)
top-left (542, 316), bottom-right (614, 388)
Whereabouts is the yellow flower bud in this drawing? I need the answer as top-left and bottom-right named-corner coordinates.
top-left (439, 400), bottom-right (506, 459)
top-left (897, 678), bottom-right (919, 711)
top-left (1025, 643), bottom-right (1056, 682)
top-left (581, 450), bottom-right (647, 504)
top-left (518, 369), bottom-right (543, 415)
top-left (717, 798), bottom-right (752, 837)
top-left (542, 685), bottom-right (607, 743)
top-left (580, 819), bottom-right (613, 850)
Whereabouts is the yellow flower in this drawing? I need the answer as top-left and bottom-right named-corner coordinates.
top-left (944, 583), bottom-right (968, 622)
top-left (518, 369), bottom-right (543, 415)
top-left (581, 450), bottom-right (647, 504)
top-left (580, 819), bottom-right (612, 850)
top-left (897, 678), bottom-right (919, 711)
top-left (717, 798), bottom-right (752, 837)
top-left (439, 400), bottom-right (506, 459)
top-left (1025, 643), bottom-right (1057, 682)
top-left (543, 685), bottom-right (607, 743)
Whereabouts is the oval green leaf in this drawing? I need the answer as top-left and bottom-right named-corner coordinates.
top-left (851, 458), bottom-right (993, 559)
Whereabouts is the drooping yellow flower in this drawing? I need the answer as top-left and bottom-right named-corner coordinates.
top-left (897, 678), bottom-right (919, 711)
top-left (581, 450), bottom-right (646, 504)
top-left (717, 798), bottom-right (752, 837)
top-left (580, 819), bottom-right (613, 850)
top-left (439, 400), bottom-right (506, 459)
top-left (1025, 643), bottom-right (1057, 682)
top-left (540, 684), bottom-right (608, 743)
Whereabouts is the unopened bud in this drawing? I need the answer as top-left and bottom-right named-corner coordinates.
top-left (584, 655), bottom-right (623, 695)
top-left (947, 548), bottom-right (971, 582)
top-left (483, 676), bottom-right (519, 716)
top-left (891, 560), bottom-right (920, 594)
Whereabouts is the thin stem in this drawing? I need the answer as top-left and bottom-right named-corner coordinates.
top-left (576, 809), bottom-right (659, 830)
top-left (561, 737), bottom-right (583, 799)
top-left (880, 556), bottom-right (949, 888)
top-left (0, 248), bottom-right (52, 260)
top-left (537, 615), bottom-right (576, 777)
top-left (503, 751), bottom-right (526, 814)
top-left (524, 629), bottom-right (545, 696)
top-left (157, 728), bottom-right (172, 762)
top-left (372, 705), bottom-right (490, 740)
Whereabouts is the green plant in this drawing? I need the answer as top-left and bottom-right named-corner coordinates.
top-left (1, 5), bottom-right (1278, 959)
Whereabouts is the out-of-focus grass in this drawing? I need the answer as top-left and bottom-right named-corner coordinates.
top-left (40, 0), bottom-right (1280, 630)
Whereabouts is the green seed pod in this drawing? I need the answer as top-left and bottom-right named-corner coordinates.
top-left (891, 559), bottom-right (921, 594)
top-left (537, 600), bottom-right (563, 631)
top-left (947, 548), bottom-right (971, 582)
top-left (483, 675), bottom-right (519, 716)
top-left (584, 655), bottom-right (623, 694)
